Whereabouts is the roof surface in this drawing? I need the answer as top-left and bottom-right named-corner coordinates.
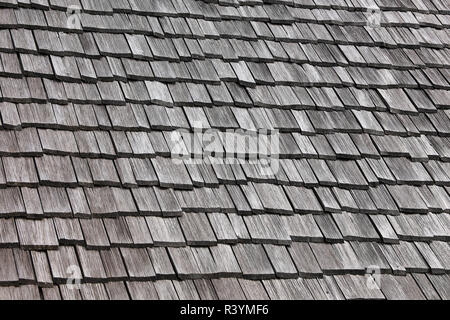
top-left (0, 0), bottom-right (450, 300)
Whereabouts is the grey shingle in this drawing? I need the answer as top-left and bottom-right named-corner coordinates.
top-left (121, 247), bottom-right (155, 280)
top-left (233, 244), bottom-right (274, 279)
top-left (179, 212), bottom-right (217, 246)
top-left (0, 248), bottom-right (19, 285)
top-left (47, 246), bottom-right (81, 283)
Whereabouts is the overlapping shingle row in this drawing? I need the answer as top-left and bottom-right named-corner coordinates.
top-left (0, 0), bottom-right (449, 300)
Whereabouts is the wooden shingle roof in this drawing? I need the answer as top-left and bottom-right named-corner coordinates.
top-left (0, 0), bottom-right (449, 300)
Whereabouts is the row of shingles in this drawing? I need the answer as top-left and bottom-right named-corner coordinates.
top-left (0, 7), bottom-right (179, 108)
top-left (35, 277), bottom-right (265, 300)
top-left (307, 240), bottom-right (450, 275)
top-left (2, 7), bottom-right (450, 65)
top-left (1, 277), bottom-right (332, 300)
top-left (259, 272), bottom-right (449, 300)
top-left (2, 128), bottom-right (449, 189)
top-left (0, 126), bottom-right (448, 168)
top-left (0, 180), bottom-right (448, 245)
top-left (2, 101), bottom-right (449, 169)
top-left (0, 104), bottom-right (223, 188)
top-left (0, 243), bottom-right (280, 287)
top-left (257, 182), bottom-right (450, 242)
top-left (2, 33), bottom-right (449, 95)
top-left (1, 234), bottom-right (449, 283)
top-left (208, 13), bottom-right (450, 50)
top-left (0, 212), bottom-right (196, 250)
top-left (1, 65), bottom-right (448, 112)
top-left (348, 0), bottom-right (449, 13)
top-left (1, 133), bottom-right (450, 215)
top-left (0, 279), bottom-right (241, 301)
top-left (240, 0), bottom-right (450, 15)
top-left (176, 174), bottom-right (450, 217)
top-left (234, 66), bottom-right (449, 108)
top-left (1, 24), bottom-right (449, 80)
top-left (0, 144), bottom-right (188, 188)
top-left (1, 239), bottom-right (449, 299)
top-left (39, 0), bottom-right (450, 23)
top-left (0, 137), bottom-right (446, 222)
top-left (0, 211), bottom-right (312, 250)
top-left (285, 188), bottom-right (450, 242)
top-left (0, 102), bottom-right (449, 152)
top-left (0, 152), bottom-right (449, 216)
top-left (3, 272), bottom-right (450, 300)
top-left (0, 103), bottom-right (448, 220)
top-left (0, 206), bottom-right (448, 249)
top-left (0, 219), bottom-right (355, 284)
top-left (5, 214), bottom-right (449, 275)
top-left (0, 86), bottom-right (446, 129)
top-left (2, 27), bottom-right (448, 84)
top-left (1, 183), bottom-right (449, 250)
top-left (332, 273), bottom-right (441, 300)
top-left (142, 108), bottom-right (443, 164)
top-left (0, 192), bottom-right (445, 288)
top-left (0, 184), bottom-right (182, 218)
top-left (2, 4), bottom-right (449, 51)
top-left (0, 184), bottom-right (446, 282)
top-left (0, 181), bottom-right (377, 245)
top-left (0, 183), bottom-right (361, 241)
top-left (303, 6), bottom-right (450, 29)
top-left (2, 99), bottom-right (450, 137)
top-left (224, 240), bottom-right (450, 281)
top-left (1, 102), bottom-right (450, 156)
top-left (77, 13), bottom-right (450, 51)
top-left (2, 60), bottom-right (448, 111)
top-left (0, 103), bottom-right (442, 151)
top-left (5, 0), bottom-right (448, 17)
top-left (0, 160), bottom-right (297, 246)
top-left (0, 277), bottom-right (338, 300)
top-left (0, 0), bottom-right (448, 62)
top-left (5, 0), bottom-right (450, 30)
top-left (0, 166), bottom-right (448, 235)
top-left (46, 278), bottom-right (252, 300)
top-left (4, 2), bottom-right (445, 45)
